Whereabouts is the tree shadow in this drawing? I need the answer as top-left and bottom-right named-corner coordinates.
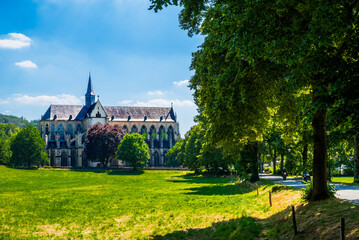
top-left (184, 184), bottom-right (253, 196)
top-left (168, 173), bottom-right (274, 196)
top-left (72, 169), bottom-right (144, 175)
top-left (150, 216), bottom-right (261, 240)
top-left (150, 197), bottom-right (359, 240)
top-left (167, 173), bottom-right (236, 185)
top-left (6, 166), bottom-right (39, 170)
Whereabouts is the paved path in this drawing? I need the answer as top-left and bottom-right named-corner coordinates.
top-left (260, 174), bottom-right (359, 205)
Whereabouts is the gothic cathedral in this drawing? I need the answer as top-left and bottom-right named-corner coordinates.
top-left (38, 75), bottom-right (180, 167)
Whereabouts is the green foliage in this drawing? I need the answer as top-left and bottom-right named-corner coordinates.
top-left (85, 124), bottom-right (125, 167)
top-left (0, 123), bottom-right (21, 165)
top-left (151, 0), bottom-right (359, 200)
top-left (9, 124), bottom-right (48, 168)
top-left (201, 144), bottom-right (234, 175)
top-left (0, 123), bottom-right (21, 140)
top-left (0, 114), bottom-right (29, 128)
top-left (118, 133), bottom-right (150, 170)
top-left (234, 144), bottom-right (259, 182)
top-left (0, 139), bottom-right (11, 165)
top-left (183, 125), bottom-right (203, 173)
top-left (302, 181), bottom-right (337, 201)
top-left (165, 139), bottom-right (184, 167)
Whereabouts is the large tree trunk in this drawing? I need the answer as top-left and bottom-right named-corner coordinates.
top-left (268, 143), bottom-right (277, 175)
top-left (310, 82), bottom-right (329, 201)
top-left (302, 144), bottom-right (308, 167)
top-left (250, 142), bottom-right (259, 182)
top-left (354, 134), bottom-right (359, 183)
top-left (280, 153), bottom-right (284, 173)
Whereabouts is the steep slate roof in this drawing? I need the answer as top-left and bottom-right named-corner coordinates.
top-left (41, 105), bottom-right (88, 121)
top-left (41, 104), bottom-right (176, 122)
top-left (104, 106), bottom-right (176, 122)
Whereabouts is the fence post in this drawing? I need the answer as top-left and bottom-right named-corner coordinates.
top-left (257, 189), bottom-right (259, 196)
top-left (292, 206), bottom-right (298, 235)
top-left (269, 191), bottom-right (272, 207)
top-left (340, 218), bottom-right (345, 240)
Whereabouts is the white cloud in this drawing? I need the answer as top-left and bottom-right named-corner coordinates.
top-left (0, 33), bottom-right (31, 49)
top-left (11, 94), bottom-right (82, 106)
top-left (133, 98), bottom-right (195, 108)
top-left (118, 100), bottom-right (133, 105)
top-left (147, 90), bottom-right (168, 96)
top-left (0, 99), bottom-right (10, 104)
top-left (15, 60), bottom-right (38, 69)
top-left (173, 79), bottom-right (189, 87)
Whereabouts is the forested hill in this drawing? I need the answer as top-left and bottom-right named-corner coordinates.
top-left (0, 114), bottom-right (30, 128)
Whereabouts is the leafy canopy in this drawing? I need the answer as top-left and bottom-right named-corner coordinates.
top-left (9, 124), bottom-right (48, 168)
top-left (84, 124), bottom-right (125, 167)
top-left (118, 133), bottom-right (150, 171)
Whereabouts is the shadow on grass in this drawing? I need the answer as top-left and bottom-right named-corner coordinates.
top-left (167, 173), bottom-right (235, 185)
top-left (72, 169), bottom-right (144, 175)
top-left (185, 184), bottom-right (252, 196)
top-left (150, 217), bottom-right (261, 240)
top-left (151, 196), bottom-right (359, 240)
top-left (168, 172), bottom-right (275, 196)
top-left (6, 166), bottom-right (39, 170)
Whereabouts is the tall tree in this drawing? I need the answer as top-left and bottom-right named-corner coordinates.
top-left (150, 0), bottom-right (359, 200)
top-left (183, 125), bottom-right (203, 173)
top-left (9, 124), bottom-right (48, 168)
top-left (84, 124), bottom-right (125, 167)
top-left (118, 133), bottom-right (150, 171)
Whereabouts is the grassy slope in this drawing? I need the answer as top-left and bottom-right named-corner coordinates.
top-left (0, 166), bottom-right (358, 239)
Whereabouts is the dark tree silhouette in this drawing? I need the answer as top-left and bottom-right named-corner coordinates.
top-left (84, 123), bottom-right (125, 167)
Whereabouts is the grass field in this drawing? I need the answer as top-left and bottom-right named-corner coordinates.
top-left (0, 166), bottom-right (358, 239)
top-left (331, 177), bottom-right (359, 186)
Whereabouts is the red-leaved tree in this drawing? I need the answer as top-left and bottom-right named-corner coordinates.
top-left (84, 123), bottom-right (125, 167)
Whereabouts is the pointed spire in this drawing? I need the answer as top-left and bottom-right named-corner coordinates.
top-left (85, 73), bottom-right (95, 107)
top-left (86, 72), bottom-right (95, 95)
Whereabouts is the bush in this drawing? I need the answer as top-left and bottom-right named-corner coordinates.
top-left (302, 181), bottom-right (337, 200)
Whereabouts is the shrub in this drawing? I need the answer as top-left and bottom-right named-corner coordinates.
top-left (302, 181), bottom-right (337, 200)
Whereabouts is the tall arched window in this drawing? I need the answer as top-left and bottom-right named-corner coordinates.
top-left (141, 125), bottom-right (147, 138)
top-left (58, 124), bottom-right (65, 140)
top-left (51, 124), bottom-right (55, 140)
top-left (45, 124), bottom-right (49, 135)
top-left (131, 125), bottom-right (138, 133)
top-left (123, 125), bottom-right (128, 133)
top-left (67, 124), bottom-right (74, 138)
top-left (150, 126), bottom-right (156, 140)
top-left (167, 126), bottom-right (174, 139)
top-left (159, 125), bottom-right (165, 140)
top-left (76, 124), bottom-right (82, 135)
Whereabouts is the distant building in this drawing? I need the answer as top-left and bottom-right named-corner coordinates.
top-left (38, 75), bottom-right (180, 167)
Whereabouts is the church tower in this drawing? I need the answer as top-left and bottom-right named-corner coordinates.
top-left (85, 73), bottom-right (95, 107)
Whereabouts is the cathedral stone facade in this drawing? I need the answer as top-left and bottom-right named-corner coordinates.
top-left (38, 76), bottom-right (180, 168)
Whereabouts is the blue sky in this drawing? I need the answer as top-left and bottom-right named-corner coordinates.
top-left (0, 0), bottom-right (203, 135)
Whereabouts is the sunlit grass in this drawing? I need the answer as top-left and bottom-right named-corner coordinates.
top-left (0, 166), bottom-right (301, 239)
top-left (331, 177), bottom-right (359, 186)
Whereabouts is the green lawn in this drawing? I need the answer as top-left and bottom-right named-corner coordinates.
top-left (331, 176), bottom-right (359, 186)
top-left (0, 166), bottom-right (300, 239)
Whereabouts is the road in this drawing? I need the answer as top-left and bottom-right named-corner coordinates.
top-left (260, 174), bottom-right (359, 205)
